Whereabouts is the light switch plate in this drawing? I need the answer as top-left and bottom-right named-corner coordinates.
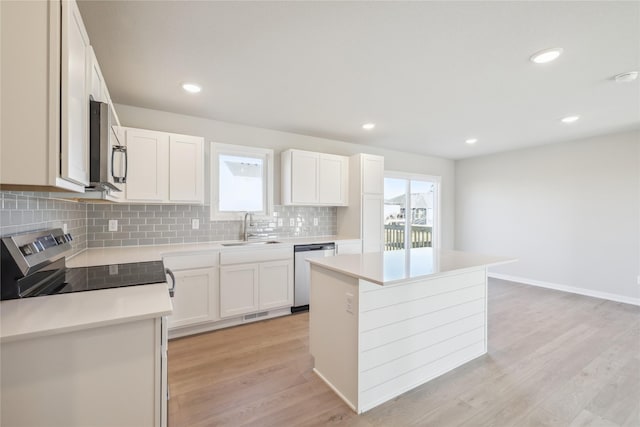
top-left (346, 293), bottom-right (354, 314)
top-left (192, 219), bottom-right (200, 230)
top-left (62, 223), bottom-right (68, 234)
top-left (277, 218), bottom-right (283, 227)
top-left (108, 220), bottom-right (118, 232)
top-left (289, 218), bottom-right (295, 227)
top-left (313, 218), bottom-right (318, 226)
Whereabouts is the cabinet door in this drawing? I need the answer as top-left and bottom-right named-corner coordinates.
top-left (220, 264), bottom-right (259, 318)
top-left (88, 47), bottom-right (103, 102)
top-left (125, 129), bottom-right (169, 202)
top-left (168, 267), bottom-right (218, 329)
top-left (259, 260), bottom-right (293, 310)
top-left (60, 0), bottom-right (90, 186)
top-left (291, 151), bottom-right (319, 204)
top-left (362, 155), bottom-right (384, 195)
top-left (319, 154), bottom-right (348, 205)
top-left (362, 194), bottom-right (384, 253)
top-left (169, 135), bottom-right (204, 203)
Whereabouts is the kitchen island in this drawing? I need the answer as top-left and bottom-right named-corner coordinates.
top-left (308, 248), bottom-right (515, 413)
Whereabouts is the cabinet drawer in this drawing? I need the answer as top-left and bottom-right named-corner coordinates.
top-left (163, 252), bottom-right (219, 271)
top-left (220, 246), bottom-right (292, 265)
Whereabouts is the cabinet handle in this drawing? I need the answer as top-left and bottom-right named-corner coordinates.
top-left (111, 145), bottom-right (127, 184)
top-left (165, 268), bottom-right (176, 297)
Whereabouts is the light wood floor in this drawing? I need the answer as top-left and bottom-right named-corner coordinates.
top-left (167, 279), bottom-right (640, 427)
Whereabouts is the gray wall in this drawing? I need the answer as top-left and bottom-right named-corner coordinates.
top-left (455, 130), bottom-right (640, 302)
top-left (115, 104), bottom-right (457, 249)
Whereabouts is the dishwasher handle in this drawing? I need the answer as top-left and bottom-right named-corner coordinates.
top-left (165, 268), bottom-right (176, 297)
top-left (294, 243), bottom-right (335, 252)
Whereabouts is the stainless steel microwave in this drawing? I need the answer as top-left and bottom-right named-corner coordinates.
top-left (89, 100), bottom-right (127, 192)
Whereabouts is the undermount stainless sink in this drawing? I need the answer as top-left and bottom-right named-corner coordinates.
top-left (221, 241), bottom-right (281, 247)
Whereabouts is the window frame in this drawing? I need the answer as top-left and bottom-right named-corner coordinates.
top-left (384, 171), bottom-right (441, 250)
top-left (210, 142), bottom-right (274, 220)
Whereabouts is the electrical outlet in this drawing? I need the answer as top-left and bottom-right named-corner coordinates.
top-left (277, 218), bottom-right (283, 227)
top-left (108, 220), bottom-right (118, 232)
top-left (192, 219), bottom-right (200, 230)
top-left (346, 293), bottom-right (354, 314)
top-left (62, 223), bottom-right (68, 234)
top-left (289, 218), bottom-right (295, 227)
top-left (313, 217), bottom-right (318, 226)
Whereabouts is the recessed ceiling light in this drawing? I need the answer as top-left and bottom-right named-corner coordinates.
top-left (465, 138), bottom-right (478, 145)
top-left (614, 71), bottom-right (638, 83)
top-left (182, 83), bottom-right (202, 93)
top-left (530, 48), bottom-right (563, 64)
top-left (561, 115), bottom-right (580, 124)
top-left (362, 123), bottom-right (375, 130)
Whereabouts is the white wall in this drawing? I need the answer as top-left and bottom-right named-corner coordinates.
top-left (114, 104), bottom-right (456, 249)
top-left (455, 130), bottom-right (640, 304)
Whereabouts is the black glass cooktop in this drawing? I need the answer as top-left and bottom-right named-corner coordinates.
top-left (34, 261), bottom-right (167, 297)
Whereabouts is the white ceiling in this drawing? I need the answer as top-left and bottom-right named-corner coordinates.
top-left (78, 1), bottom-right (640, 160)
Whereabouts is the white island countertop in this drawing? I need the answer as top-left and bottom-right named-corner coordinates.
top-left (308, 247), bottom-right (516, 285)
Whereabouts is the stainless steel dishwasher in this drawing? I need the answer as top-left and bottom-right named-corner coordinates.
top-left (292, 243), bottom-right (335, 312)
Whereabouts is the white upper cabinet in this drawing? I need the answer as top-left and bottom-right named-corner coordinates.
top-left (319, 153), bottom-right (348, 205)
top-left (362, 154), bottom-right (384, 195)
top-left (0, 0), bottom-right (119, 192)
top-left (124, 129), bottom-right (169, 202)
top-left (88, 47), bottom-right (104, 102)
top-left (281, 149), bottom-right (348, 206)
top-left (290, 150), bottom-right (319, 204)
top-left (60, 0), bottom-right (90, 187)
top-left (169, 135), bottom-right (204, 203)
top-left (120, 127), bottom-right (204, 204)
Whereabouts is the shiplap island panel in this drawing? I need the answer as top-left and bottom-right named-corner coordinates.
top-left (308, 248), bottom-right (515, 413)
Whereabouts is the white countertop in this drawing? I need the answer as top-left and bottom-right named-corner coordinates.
top-left (0, 283), bottom-right (173, 343)
top-left (67, 235), bottom-right (357, 268)
top-left (1, 235), bottom-right (356, 342)
top-left (308, 247), bottom-right (516, 285)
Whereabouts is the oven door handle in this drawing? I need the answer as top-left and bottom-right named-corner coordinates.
top-left (165, 268), bottom-right (176, 297)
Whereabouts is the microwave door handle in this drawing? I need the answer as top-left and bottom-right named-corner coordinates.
top-left (122, 146), bottom-right (128, 183)
top-left (111, 145), bottom-right (128, 184)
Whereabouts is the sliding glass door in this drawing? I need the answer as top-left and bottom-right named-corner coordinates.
top-left (383, 173), bottom-right (439, 251)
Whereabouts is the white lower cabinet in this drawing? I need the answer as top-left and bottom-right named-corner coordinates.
top-left (219, 264), bottom-right (260, 318)
top-left (168, 268), bottom-right (219, 328)
top-left (259, 260), bottom-right (294, 310)
top-left (219, 246), bottom-right (294, 319)
top-left (165, 247), bottom-right (293, 336)
top-left (219, 259), bottom-right (293, 318)
top-left (1, 317), bottom-right (166, 427)
top-left (163, 252), bottom-right (219, 332)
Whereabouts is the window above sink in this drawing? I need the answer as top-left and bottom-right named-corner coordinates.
top-left (210, 143), bottom-right (274, 220)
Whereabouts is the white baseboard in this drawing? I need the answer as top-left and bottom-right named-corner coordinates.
top-left (488, 273), bottom-right (640, 307)
top-left (312, 368), bottom-right (358, 413)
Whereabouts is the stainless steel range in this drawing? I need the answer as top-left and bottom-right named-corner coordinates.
top-left (1, 228), bottom-right (173, 301)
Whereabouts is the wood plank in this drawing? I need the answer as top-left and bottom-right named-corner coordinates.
top-left (166, 278), bottom-right (640, 426)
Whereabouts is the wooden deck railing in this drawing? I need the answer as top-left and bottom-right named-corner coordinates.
top-left (384, 224), bottom-right (432, 251)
